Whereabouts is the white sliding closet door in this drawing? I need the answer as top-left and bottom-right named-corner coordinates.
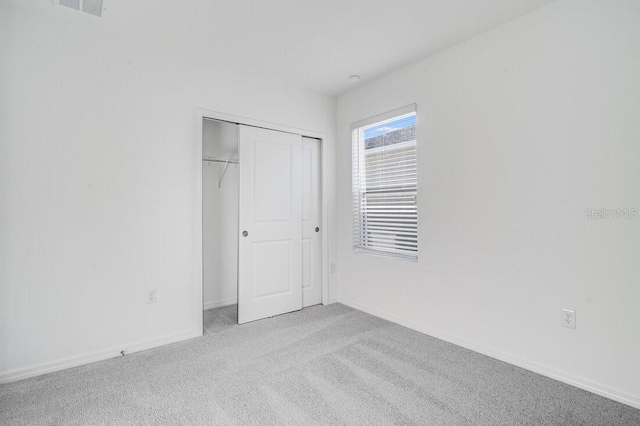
top-left (301, 137), bottom-right (321, 307)
top-left (238, 125), bottom-right (303, 324)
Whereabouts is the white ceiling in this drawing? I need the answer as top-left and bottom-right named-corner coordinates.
top-left (112, 0), bottom-right (556, 96)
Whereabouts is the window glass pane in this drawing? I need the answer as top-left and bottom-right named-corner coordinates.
top-left (352, 106), bottom-right (418, 260)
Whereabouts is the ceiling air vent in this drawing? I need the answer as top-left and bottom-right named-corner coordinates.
top-left (57, 0), bottom-right (105, 18)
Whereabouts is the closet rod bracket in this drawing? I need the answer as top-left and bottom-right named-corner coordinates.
top-left (202, 154), bottom-right (238, 188)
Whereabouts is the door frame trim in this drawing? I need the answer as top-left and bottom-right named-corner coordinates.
top-left (194, 108), bottom-right (330, 335)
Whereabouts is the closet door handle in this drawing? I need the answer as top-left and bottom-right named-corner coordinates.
top-left (242, 231), bottom-right (248, 237)
top-left (315, 227), bottom-right (320, 232)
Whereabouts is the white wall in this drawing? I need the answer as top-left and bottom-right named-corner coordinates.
top-left (202, 120), bottom-right (239, 310)
top-left (0, 1), bottom-right (336, 381)
top-left (336, 0), bottom-right (640, 408)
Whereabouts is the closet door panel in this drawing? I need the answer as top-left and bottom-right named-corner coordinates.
top-left (238, 125), bottom-right (302, 324)
top-left (301, 137), bottom-right (322, 307)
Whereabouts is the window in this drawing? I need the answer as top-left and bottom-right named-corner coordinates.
top-left (352, 104), bottom-right (418, 261)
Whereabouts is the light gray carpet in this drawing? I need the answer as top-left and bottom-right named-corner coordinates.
top-left (1, 304), bottom-right (639, 425)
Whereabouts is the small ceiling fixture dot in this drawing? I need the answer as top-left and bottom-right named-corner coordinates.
top-left (349, 75), bottom-right (361, 83)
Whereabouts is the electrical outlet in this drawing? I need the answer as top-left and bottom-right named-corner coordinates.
top-left (145, 288), bottom-right (157, 304)
top-left (561, 309), bottom-right (575, 329)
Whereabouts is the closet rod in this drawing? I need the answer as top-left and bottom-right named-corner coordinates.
top-left (203, 155), bottom-right (238, 164)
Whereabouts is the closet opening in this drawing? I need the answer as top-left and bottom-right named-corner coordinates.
top-left (200, 115), bottom-right (325, 329)
top-left (202, 119), bottom-right (240, 329)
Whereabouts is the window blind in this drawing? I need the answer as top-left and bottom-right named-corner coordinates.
top-left (352, 105), bottom-right (418, 260)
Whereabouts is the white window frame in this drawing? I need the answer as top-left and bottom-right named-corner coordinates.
top-left (351, 104), bottom-right (418, 261)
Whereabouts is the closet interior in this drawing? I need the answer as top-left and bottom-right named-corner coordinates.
top-left (202, 119), bottom-right (239, 313)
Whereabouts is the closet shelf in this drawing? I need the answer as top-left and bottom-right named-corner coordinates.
top-left (203, 156), bottom-right (238, 165)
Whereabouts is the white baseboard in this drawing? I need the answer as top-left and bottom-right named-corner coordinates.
top-left (339, 298), bottom-right (640, 410)
top-left (0, 328), bottom-right (201, 385)
top-left (203, 298), bottom-right (237, 311)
